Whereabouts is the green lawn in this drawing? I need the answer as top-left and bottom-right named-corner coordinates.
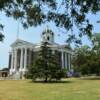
top-left (0, 78), bottom-right (100, 100)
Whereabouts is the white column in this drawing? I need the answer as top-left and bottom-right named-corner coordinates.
top-left (65, 53), bottom-right (67, 69)
top-left (11, 50), bottom-right (14, 70)
top-left (28, 49), bottom-right (30, 66)
top-left (29, 49), bottom-right (33, 66)
top-left (68, 54), bottom-right (70, 71)
top-left (63, 52), bottom-right (65, 68)
top-left (14, 49), bottom-right (17, 71)
top-left (20, 48), bottom-right (23, 70)
top-left (24, 48), bottom-right (27, 70)
top-left (61, 51), bottom-right (64, 68)
top-left (52, 50), bottom-right (55, 54)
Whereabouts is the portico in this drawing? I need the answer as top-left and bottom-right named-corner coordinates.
top-left (9, 39), bottom-right (35, 77)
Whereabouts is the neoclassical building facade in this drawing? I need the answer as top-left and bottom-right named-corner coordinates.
top-left (8, 27), bottom-right (73, 79)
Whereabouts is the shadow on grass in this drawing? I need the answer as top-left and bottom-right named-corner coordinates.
top-left (29, 80), bottom-right (73, 84)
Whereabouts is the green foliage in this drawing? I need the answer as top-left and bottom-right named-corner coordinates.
top-left (92, 33), bottom-right (100, 54)
top-left (0, 32), bottom-right (4, 41)
top-left (26, 42), bottom-right (66, 82)
top-left (0, 0), bottom-right (100, 43)
top-left (73, 38), bottom-right (100, 75)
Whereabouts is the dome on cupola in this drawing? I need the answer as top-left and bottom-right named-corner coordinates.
top-left (41, 26), bottom-right (54, 44)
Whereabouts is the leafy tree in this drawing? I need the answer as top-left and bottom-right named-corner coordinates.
top-left (91, 33), bottom-right (100, 75)
top-left (72, 45), bottom-right (90, 71)
top-left (26, 42), bottom-right (66, 82)
top-left (73, 44), bottom-right (100, 75)
top-left (0, 32), bottom-right (4, 41)
top-left (92, 33), bottom-right (100, 54)
top-left (72, 46), bottom-right (90, 74)
top-left (0, 0), bottom-right (100, 43)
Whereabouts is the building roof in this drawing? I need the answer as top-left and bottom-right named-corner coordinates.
top-left (11, 39), bottom-right (36, 48)
top-left (10, 38), bottom-right (72, 52)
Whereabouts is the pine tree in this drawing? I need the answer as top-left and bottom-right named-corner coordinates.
top-left (26, 42), bottom-right (66, 82)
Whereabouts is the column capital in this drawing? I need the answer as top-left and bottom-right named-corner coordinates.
top-left (24, 47), bottom-right (27, 50)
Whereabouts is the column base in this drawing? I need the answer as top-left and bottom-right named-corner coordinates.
top-left (9, 68), bottom-right (16, 75)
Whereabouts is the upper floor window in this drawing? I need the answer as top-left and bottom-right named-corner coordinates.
top-left (47, 36), bottom-right (50, 41)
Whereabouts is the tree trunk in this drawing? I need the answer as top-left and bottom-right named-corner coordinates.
top-left (44, 76), bottom-right (48, 82)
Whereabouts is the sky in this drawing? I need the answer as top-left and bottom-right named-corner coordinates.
top-left (0, 11), bottom-right (100, 69)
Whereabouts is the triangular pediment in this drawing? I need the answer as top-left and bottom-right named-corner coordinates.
top-left (11, 39), bottom-right (35, 47)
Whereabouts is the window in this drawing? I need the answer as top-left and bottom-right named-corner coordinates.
top-left (47, 36), bottom-right (50, 40)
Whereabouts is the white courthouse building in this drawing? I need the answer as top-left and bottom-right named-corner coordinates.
top-left (8, 27), bottom-right (73, 79)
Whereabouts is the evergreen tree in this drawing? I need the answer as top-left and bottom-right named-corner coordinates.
top-left (26, 42), bottom-right (66, 82)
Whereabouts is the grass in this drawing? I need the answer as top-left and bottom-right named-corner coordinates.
top-left (0, 78), bottom-right (100, 100)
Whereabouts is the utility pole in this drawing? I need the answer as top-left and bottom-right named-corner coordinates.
top-left (17, 19), bottom-right (20, 39)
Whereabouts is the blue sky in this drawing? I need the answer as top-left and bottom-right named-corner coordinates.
top-left (0, 12), bottom-right (100, 69)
